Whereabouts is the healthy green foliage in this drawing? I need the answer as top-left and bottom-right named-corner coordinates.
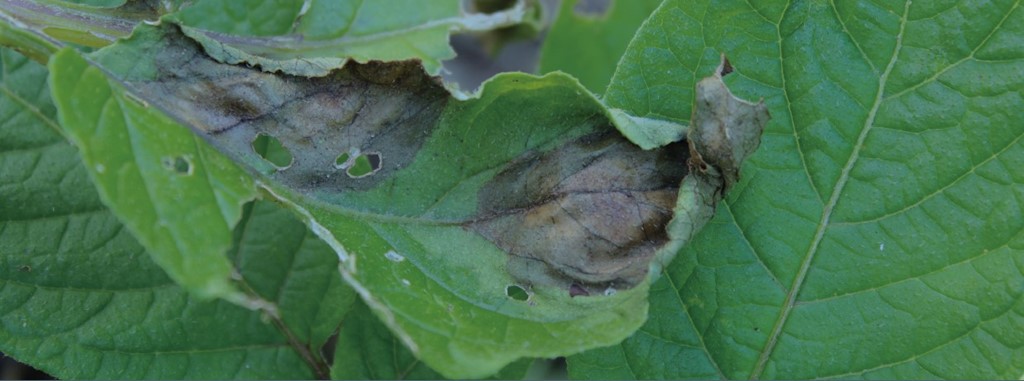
top-left (330, 299), bottom-right (533, 380)
top-left (49, 48), bottom-right (258, 300)
top-left (566, 0), bottom-right (1024, 379)
top-left (0, 48), bottom-right (355, 379)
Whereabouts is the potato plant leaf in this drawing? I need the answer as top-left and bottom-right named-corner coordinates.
top-left (169, 0), bottom-right (531, 77)
top-left (568, 0), bottom-right (1024, 379)
top-left (331, 299), bottom-right (533, 380)
top-left (0, 47), bottom-right (355, 379)
top-left (45, 21), bottom-right (768, 377)
top-left (49, 45), bottom-right (259, 300)
top-left (0, 0), bottom-right (178, 51)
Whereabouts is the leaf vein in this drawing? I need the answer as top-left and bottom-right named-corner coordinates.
top-left (664, 269), bottom-right (727, 379)
top-left (884, 0), bottom-right (1021, 101)
top-left (751, 1), bottom-right (913, 378)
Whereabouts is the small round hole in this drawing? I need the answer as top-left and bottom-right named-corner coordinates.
top-left (335, 152), bottom-right (351, 168)
top-left (252, 133), bottom-right (293, 168)
top-left (162, 155), bottom-right (192, 175)
top-left (505, 285), bottom-right (529, 301)
top-left (345, 152), bottom-right (383, 178)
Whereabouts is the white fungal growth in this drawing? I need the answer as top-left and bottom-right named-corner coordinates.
top-left (401, 279), bottom-right (411, 287)
top-left (603, 287), bottom-right (617, 296)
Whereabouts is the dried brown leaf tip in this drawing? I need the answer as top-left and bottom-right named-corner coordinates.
top-left (688, 55), bottom-right (770, 192)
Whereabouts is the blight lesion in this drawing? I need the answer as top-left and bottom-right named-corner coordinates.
top-left (470, 130), bottom-right (689, 295)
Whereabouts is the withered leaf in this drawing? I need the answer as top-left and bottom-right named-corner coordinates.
top-left (87, 25), bottom-right (767, 299)
top-left (56, 21), bottom-right (769, 378)
top-left (688, 58), bottom-right (770, 192)
top-left (470, 58), bottom-right (769, 294)
top-left (93, 25), bottom-right (450, 193)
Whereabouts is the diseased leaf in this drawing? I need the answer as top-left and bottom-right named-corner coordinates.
top-left (469, 130), bottom-right (688, 290)
top-left (538, 0), bottom-right (662, 93)
top-left (0, 47), bottom-right (355, 379)
top-left (169, 0), bottom-right (531, 77)
top-left (569, 0), bottom-right (1024, 379)
top-left (47, 22), bottom-right (768, 378)
top-left (687, 59), bottom-right (769, 192)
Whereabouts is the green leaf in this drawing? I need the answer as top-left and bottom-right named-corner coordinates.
top-left (48, 47), bottom-right (259, 299)
top-left (47, 23), bottom-right (769, 378)
top-left (538, 0), bottom-right (663, 93)
top-left (331, 299), bottom-right (533, 380)
top-left (0, 0), bottom-right (178, 51)
top-left (229, 200), bottom-right (358, 369)
top-left (331, 300), bottom-right (447, 380)
top-left (0, 47), bottom-right (354, 379)
top-left (168, 0), bottom-right (531, 76)
top-left (570, 0), bottom-right (1024, 379)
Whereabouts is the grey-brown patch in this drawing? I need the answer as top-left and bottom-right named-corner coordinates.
top-left (688, 56), bottom-right (770, 193)
top-left (113, 24), bottom-right (449, 192)
top-left (469, 130), bottom-right (689, 294)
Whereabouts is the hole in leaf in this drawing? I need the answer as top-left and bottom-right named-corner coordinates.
top-left (506, 285), bottom-right (529, 301)
top-left (464, 0), bottom-right (517, 14)
top-left (366, 152), bottom-right (382, 170)
top-left (569, 283), bottom-right (590, 298)
top-left (162, 155), bottom-right (192, 175)
top-left (720, 57), bottom-right (734, 76)
top-left (345, 152), bottom-right (382, 178)
top-left (334, 152), bottom-right (351, 168)
top-left (252, 133), bottom-right (293, 168)
top-left (573, 0), bottom-right (612, 18)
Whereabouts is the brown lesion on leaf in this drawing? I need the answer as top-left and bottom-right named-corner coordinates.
top-left (688, 56), bottom-right (770, 194)
top-left (110, 26), bottom-right (769, 300)
top-left (471, 55), bottom-right (769, 296)
top-left (119, 25), bottom-right (450, 192)
top-left (469, 130), bottom-right (689, 295)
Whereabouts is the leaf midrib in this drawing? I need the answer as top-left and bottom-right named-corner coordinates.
top-left (749, 1), bottom-right (912, 378)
